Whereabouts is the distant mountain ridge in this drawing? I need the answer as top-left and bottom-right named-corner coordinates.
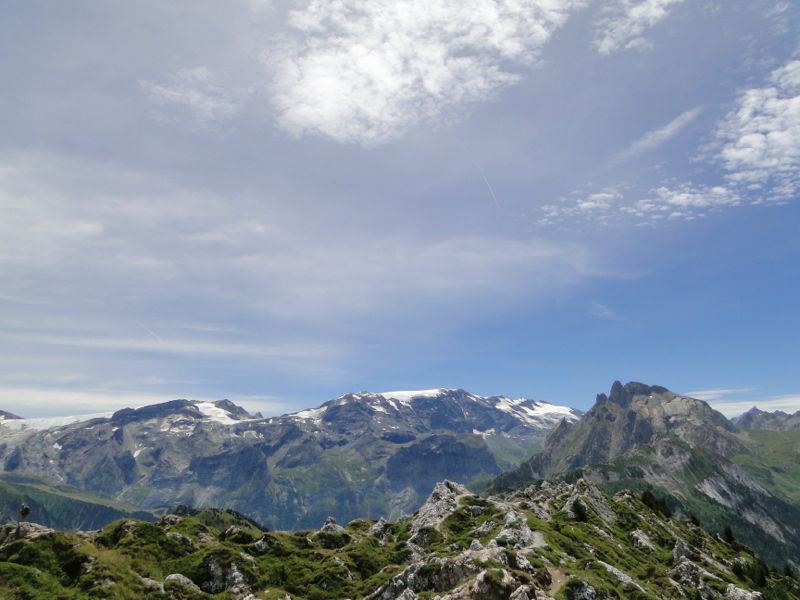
top-left (0, 388), bottom-right (580, 530)
top-left (732, 406), bottom-right (800, 431)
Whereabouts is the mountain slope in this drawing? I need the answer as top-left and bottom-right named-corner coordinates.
top-left (494, 381), bottom-right (800, 569)
top-left (0, 390), bottom-right (580, 530)
top-left (1, 479), bottom-right (796, 599)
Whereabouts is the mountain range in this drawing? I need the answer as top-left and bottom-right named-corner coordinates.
top-left (0, 389), bottom-right (580, 530)
top-left (2, 381), bottom-right (799, 573)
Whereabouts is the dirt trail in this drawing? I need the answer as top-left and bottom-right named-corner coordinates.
top-left (547, 566), bottom-right (567, 596)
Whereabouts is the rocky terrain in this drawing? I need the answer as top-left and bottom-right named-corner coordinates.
top-left (0, 389), bottom-right (580, 530)
top-left (733, 407), bottom-right (800, 431)
top-left (494, 382), bottom-right (800, 570)
top-left (1, 478), bottom-right (796, 599)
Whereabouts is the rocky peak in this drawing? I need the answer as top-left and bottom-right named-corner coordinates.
top-left (495, 380), bottom-right (747, 487)
top-left (605, 381), bottom-right (670, 407)
top-left (0, 410), bottom-right (23, 420)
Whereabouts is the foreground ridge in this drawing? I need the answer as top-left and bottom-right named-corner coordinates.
top-left (1, 479), bottom-right (796, 599)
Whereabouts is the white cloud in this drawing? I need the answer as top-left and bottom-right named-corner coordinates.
top-left (540, 183), bottom-right (740, 225)
top-left (714, 58), bottom-right (800, 199)
top-left (595, 0), bottom-right (685, 56)
top-left (141, 66), bottom-right (247, 127)
top-left (686, 387), bottom-right (755, 402)
top-left (628, 183), bottom-right (740, 220)
top-left (610, 106), bottom-right (704, 165)
top-left (268, 0), bottom-right (585, 145)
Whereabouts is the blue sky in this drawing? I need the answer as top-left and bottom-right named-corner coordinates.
top-left (1, 0), bottom-right (798, 418)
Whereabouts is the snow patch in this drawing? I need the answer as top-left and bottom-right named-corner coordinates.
top-left (194, 401), bottom-right (240, 425)
top-left (0, 413), bottom-right (110, 431)
top-left (381, 388), bottom-right (449, 406)
top-left (292, 406), bottom-right (327, 424)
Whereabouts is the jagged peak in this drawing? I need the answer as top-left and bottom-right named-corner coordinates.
top-left (606, 381), bottom-right (671, 406)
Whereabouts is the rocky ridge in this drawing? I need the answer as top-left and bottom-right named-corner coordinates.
top-left (1, 479), bottom-right (796, 599)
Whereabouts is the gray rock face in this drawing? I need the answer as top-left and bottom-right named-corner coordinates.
top-left (631, 529), bottom-right (655, 552)
top-left (566, 581), bottom-right (596, 600)
top-left (725, 584), bottom-right (764, 600)
top-left (0, 522), bottom-right (54, 548)
top-left (164, 573), bottom-right (202, 593)
top-left (596, 561), bottom-right (644, 592)
top-left (501, 382), bottom-right (744, 485)
top-left (320, 516), bottom-right (346, 534)
top-left (411, 480), bottom-right (470, 536)
top-left (203, 556), bottom-right (250, 595)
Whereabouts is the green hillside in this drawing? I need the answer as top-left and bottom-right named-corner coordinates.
top-left (732, 430), bottom-right (800, 504)
top-left (0, 473), bottom-right (155, 531)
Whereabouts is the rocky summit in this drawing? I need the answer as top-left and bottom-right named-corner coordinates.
top-left (1, 478), bottom-right (796, 599)
top-left (0, 389), bottom-right (580, 530)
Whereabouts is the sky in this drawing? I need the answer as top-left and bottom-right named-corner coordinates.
top-left (1, 0), bottom-right (799, 418)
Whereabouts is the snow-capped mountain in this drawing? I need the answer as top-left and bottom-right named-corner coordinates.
top-left (0, 389), bottom-right (578, 529)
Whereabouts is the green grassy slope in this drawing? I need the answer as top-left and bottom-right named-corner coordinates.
top-left (732, 429), bottom-right (800, 504)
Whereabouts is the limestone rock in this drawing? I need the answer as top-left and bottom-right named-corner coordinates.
top-left (321, 516), bottom-right (347, 534)
top-left (165, 573), bottom-right (202, 593)
top-left (725, 585), bottom-right (764, 600)
top-left (411, 480), bottom-right (471, 535)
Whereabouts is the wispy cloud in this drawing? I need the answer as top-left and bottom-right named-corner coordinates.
top-left (0, 150), bottom-right (609, 413)
top-left (590, 302), bottom-right (617, 319)
top-left (610, 106), bottom-right (704, 165)
top-left (686, 387), bottom-right (755, 402)
top-left (268, 0), bottom-right (585, 145)
top-left (595, 0), bottom-right (686, 55)
top-left (141, 66), bottom-right (248, 127)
